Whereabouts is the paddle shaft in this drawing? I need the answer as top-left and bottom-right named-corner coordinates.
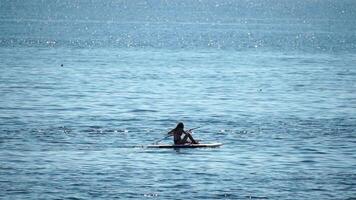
top-left (187, 126), bottom-right (202, 132)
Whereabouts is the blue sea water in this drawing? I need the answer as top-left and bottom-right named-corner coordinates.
top-left (1, 0), bottom-right (356, 199)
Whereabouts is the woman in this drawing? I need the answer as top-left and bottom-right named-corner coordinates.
top-left (168, 122), bottom-right (198, 144)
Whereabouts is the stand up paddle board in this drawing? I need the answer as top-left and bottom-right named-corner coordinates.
top-left (147, 143), bottom-right (223, 148)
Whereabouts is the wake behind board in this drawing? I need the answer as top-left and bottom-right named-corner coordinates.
top-left (147, 143), bottom-right (223, 148)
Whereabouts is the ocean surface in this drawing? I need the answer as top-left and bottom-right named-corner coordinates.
top-left (1, 0), bottom-right (356, 199)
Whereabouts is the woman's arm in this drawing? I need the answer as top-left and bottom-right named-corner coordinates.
top-left (167, 129), bottom-right (174, 135)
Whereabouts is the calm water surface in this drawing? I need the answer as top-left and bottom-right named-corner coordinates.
top-left (1, 0), bottom-right (356, 199)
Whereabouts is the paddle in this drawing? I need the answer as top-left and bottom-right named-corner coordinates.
top-left (187, 126), bottom-right (202, 133)
top-left (153, 134), bottom-right (171, 144)
top-left (153, 126), bottom-right (202, 144)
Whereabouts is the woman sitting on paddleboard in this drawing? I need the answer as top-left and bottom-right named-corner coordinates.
top-left (168, 122), bottom-right (199, 144)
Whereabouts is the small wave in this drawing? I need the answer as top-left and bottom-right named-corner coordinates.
top-left (130, 109), bottom-right (158, 113)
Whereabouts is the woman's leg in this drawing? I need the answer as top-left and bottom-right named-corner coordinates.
top-left (182, 132), bottom-right (198, 144)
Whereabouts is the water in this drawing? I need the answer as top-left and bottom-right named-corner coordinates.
top-left (1, 0), bottom-right (356, 199)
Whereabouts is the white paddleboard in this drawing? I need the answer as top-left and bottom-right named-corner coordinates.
top-left (147, 143), bottom-right (223, 148)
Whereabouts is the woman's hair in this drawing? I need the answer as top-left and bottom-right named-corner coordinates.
top-left (176, 122), bottom-right (184, 130)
